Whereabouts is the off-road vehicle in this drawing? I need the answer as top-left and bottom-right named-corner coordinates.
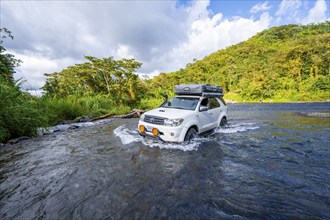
top-left (138, 84), bottom-right (227, 142)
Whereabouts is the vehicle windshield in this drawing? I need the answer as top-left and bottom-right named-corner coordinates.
top-left (162, 97), bottom-right (199, 110)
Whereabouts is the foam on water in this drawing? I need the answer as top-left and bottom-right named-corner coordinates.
top-left (142, 138), bottom-right (201, 151)
top-left (114, 125), bottom-right (201, 151)
top-left (113, 125), bottom-right (144, 145)
top-left (215, 122), bottom-right (259, 134)
top-left (114, 122), bottom-right (259, 151)
top-left (38, 119), bottom-right (112, 135)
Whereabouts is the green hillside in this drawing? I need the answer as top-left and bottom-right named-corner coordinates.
top-left (146, 22), bottom-right (330, 102)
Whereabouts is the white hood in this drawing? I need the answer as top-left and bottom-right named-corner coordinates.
top-left (144, 107), bottom-right (194, 119)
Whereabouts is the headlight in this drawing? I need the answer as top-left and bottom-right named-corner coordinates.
top-left (140, 114), bottom-right (145, 121)
top-left (164, 118), bottom-right (184, 127)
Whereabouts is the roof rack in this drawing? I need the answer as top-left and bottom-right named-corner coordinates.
top-left (174, 84), bottom-right (224, 97)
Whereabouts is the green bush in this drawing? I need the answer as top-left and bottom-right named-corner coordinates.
top-left (138, 97), bottom-right (164, 110)
top-left (0, 79), bottom-right (47, 142)
top-left (39, 94), bottom-right (133, 125)
top-left (40, 97), bottom-right (87, 125)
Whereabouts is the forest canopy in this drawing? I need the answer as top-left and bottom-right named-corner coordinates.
top-left (43, 56), bottom-right (146, 105)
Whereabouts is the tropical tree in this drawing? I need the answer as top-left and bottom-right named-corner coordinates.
top-left (43, 56), bottom-right (143, 105)
top-left (0, 28), bottom-right (21, 85)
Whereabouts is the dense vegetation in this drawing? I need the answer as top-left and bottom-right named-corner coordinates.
top-left (43, 56), bottom-right (146, 105)
top-left (146, 22), bottom-right (330, 102)
top-left (0, 29), bottom-right (44, 142)
top-left (1, 22), bottom-right (329, 143)
top-left (1, 28), bottom-right (45, 142)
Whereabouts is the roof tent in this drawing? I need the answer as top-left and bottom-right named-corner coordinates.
top-left (174, 84), bottom-right (224, 97)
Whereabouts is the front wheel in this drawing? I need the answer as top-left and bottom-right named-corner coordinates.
top-left (219, 117), bottom-right (227, 127)
top-left (184, 127), bottom-right (197, 141)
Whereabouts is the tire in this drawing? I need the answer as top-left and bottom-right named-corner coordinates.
top-left (219, 117), bottom-right (227, 127)
top-left (184, 127), bottom-right (197, 141)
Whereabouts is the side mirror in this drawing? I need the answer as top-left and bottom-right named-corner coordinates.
top-left (200, 106), bottom-right (208, 112)
top-left (162, 94), bottom-right (168, 101)
top-left (159, 94), bottom-right (168, 107)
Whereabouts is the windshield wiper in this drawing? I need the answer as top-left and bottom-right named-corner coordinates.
top-left (163, 106), bottom-right (186, 109)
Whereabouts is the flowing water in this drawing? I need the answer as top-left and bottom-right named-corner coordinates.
top-left (0, 103), bottom-right (329, 219)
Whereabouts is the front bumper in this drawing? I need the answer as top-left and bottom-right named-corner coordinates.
top-left (138, 120), bottom-right (188, 142)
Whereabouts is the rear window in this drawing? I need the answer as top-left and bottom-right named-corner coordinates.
top-left (209, 97), bottom-right (220, 109)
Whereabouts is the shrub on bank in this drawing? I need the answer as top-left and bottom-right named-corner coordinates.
top-left (40, 94), bottom-right (133, 125)
top-left (0, 90), bottom-right (135, 143)
top-left (0, 80), bottom-right (47, 142)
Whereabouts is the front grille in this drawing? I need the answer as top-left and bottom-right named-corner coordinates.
top-left (144, 115), bottom-right (165, 125)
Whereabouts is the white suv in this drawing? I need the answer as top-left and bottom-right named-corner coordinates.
top-left (138, 92), bottom-right (227, 142)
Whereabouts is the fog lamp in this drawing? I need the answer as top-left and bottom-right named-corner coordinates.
top-left (139, 125), bottom-right (146, 133)
top-left (152, 128), bottom-right (159, 136)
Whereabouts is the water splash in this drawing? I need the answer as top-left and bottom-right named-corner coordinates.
top-left (114, 122), bottom-right (259, 151)
top-left (114, 125), bottom-right (201, 151)
top-left (215, 122), bottom-right (259, 134)
top-left (113, 125), bottom-right (143, 144)
top-left (142, 138), bottom-right (200, 151)
top-left (38, 119), bottom-right (111, 135)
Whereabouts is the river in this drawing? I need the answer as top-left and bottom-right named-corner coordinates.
top-left (1, 102), bottom-right (329, 219)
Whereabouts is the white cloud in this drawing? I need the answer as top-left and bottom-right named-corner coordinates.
top-left (168, 12), bottom-right (271, 71)
top-left (276, 0), bottom-right (302, 16)
top-left (116, 45), bottom-right (135, 59)
top-left (275, 0), bottom-right (302, 24)
top-left (301, 0), bottom-right (328, 24)
top-left (274, 0), bottom-right (328, 25)
top-left (1, 0), bottom-right (273, 91)
top-left (10, 51), bottom-right (79, 90)
top-left (250, 2), bottom-right (271, 14)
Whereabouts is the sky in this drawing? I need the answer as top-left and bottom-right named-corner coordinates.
top-left (1, 0), bottom-right (329, 93)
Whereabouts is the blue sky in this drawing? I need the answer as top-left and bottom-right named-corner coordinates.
top-left (1, 0), bottom-right (329, 92)
top-left (210, 0), bottom-right (273, 17)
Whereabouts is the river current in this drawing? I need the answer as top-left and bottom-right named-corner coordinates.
top-left (0, 103), bottom-right (329, 219)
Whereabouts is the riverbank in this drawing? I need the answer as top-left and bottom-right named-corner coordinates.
top-left (1, 109), bottom-right (144, 145)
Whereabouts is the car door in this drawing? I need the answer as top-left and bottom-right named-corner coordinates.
top-left (198, 98), bottom-right (213, 132)
top-left (208, 97), bottom-right (222, 128)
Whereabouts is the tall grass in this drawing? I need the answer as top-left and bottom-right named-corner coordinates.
top-left (39, 96), bottom-right (88, 125)
top-left (40, 94), bottom-right (133, 126)
top-left (0, 79), bottom-right (47, 142)
top-left (138, 97), bottom-right (164, 110)
top-left (1, 81), bottom-right (170, 143)
top-left (0, 81), bottom-right (136, 143)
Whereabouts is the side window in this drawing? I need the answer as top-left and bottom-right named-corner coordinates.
top-left (200, 98), bottom-right (208, 107)
top-left (209, 97), bottom-right (220, 109)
